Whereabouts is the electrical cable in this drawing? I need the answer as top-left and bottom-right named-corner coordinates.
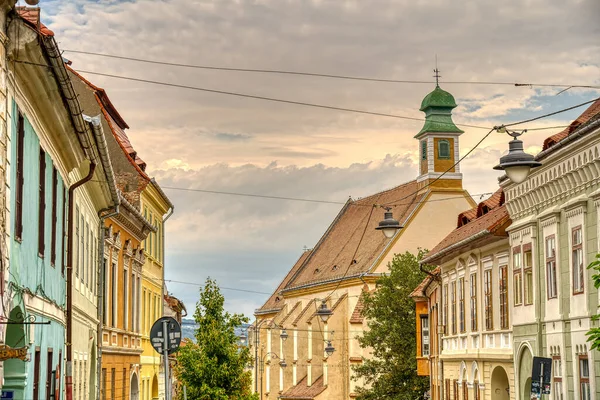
top-left (62, 49), bottom-right (600, 90)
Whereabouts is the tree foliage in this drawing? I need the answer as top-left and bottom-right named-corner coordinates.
top-left (352, 251), bottom-right (430, 400)
top-left (174, 278), bottom-right (257, 400)
top-left (586, 253), bottom-right (600, 350)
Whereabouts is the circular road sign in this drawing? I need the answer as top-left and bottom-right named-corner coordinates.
top-left (150, 317), bottom-right (182, 355)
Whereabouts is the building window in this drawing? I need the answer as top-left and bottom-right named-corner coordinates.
top-left (459, 277), bottom-right (465, 333)
top-left (111, 368), bottom-right (116, 400)
top-left (75, 207), bottom-right (80, 278)
top-left (524, 245), bottom-right (533, 305)
top-left (103, 258), bottom-right (108, 325)
top-left (572, 227), bottom-right (584, 294)
top-left (80, 215), bottom-right (85, 283)
top-left (15, 111), bottom-right (25, 240)
top-left (122, 368), bottom-right (127, 400)
top-left (499, 265), bottom-right (509, 329)
top-left (453, 380), bottom-right (459, 400)
top-left (438, 139), bottom-right (451, 159)
top-left (421, 315), bottom-right (430, 356)
top-left (470, 273), bottom-right (477, 331)
top-left (546, 236), bottom-right (558, 299)
top-left (38, 148), bottom-right (46, 257)
top-left (451, 281), bottom-right (457, 335)
top-left (101, 368), bottom-right (107, 400)
top-left (421, 140), bottom-right (427, 160)
top-left (51, 168), bottom-right (58, 266)
top-left (579, 357), bottom-right (590, 400)
top-left (124, 267), bottom-right (129, 330)
top-left (85, 222), bottom-right (90, 287)
top-left (112, 262), bottom-right (117, 327)
top-left (513, 246), bottom-right (523, 306)
top-left (443, 284), bottom-right (448, 335)
top-left (445, 379), bottom-right (450, 400)
top-left (33, 347), bottom-right (41, 400)
top-left (484, 269), bottom-right (493, 330)
top-left (45, 349), bottom-right (53, 400)
top-left (462, 381), bottom-right (468, 400)
top-left (553, 356), bottom-right (563, 400)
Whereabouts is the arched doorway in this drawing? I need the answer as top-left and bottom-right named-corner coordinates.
top-left (152, 375), bottom-right (159, 400)
top-left (518, 345), bottom-right (533, 400)
top-left (130, 372), bottom-right (140, 400)
top-left (3, 307), bottom-right (27, 399)
top-left (491, 366), bottom-right (510, 400)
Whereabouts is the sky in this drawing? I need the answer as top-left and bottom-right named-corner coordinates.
top-left (34, 0), bottom-right (600, 318)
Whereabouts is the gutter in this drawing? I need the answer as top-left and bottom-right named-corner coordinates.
top-left (66, 162), bottom-right (96, 400)
top-left (420, 230), bottom-right (490, 265)
top-left (84, 115), bottom-right (119, 205)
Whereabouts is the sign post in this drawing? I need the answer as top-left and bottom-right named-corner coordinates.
top-left (150, 317), bottom-right (182, 400)
top-left (530, 356), bottom-right (552, 399)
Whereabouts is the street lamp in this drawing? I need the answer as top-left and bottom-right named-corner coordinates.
top-left (316, 300), bottom-right (333, 323)
top-left (324, 341), bottom-right (335, 357)
top-left (258, 350), bottom-right (286, 400)
top-left (239, 331), bottom-right (247, 345)
top-left (375, 207), bottom-right (402, 238)
top-left (280, 328), bottom-right (289, 342)
top-left (493, 126), bottom-right (541, 184)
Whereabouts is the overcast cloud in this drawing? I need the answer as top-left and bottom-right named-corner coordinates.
top-left (39, 0), bottom-right (600, 317)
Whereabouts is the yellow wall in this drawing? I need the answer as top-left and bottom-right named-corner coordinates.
top-left (415, 300), bottom-right (430, 376)
top-left (433, 138), bottom-right (455, 173)
top-left (140, 183), bottom-right (171, 400)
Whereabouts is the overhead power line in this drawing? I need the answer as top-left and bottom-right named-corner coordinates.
top-left (62, 49), bottom-right (600, 90)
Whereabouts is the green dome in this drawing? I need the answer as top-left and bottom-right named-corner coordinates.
top-left (419, 85), bottom-right (458, 111)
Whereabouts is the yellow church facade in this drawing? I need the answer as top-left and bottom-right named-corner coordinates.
top-left (251, 85), bottom-right (477, 399)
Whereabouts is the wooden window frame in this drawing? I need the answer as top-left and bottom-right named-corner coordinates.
top-left (572, 226), bottom-right (584, 295)
top-left (453, 380), bottom-right (459, 400)
top-left (523, 244), bottom-right (533, 306)
top-left (462, 380), bottom-right (468, 400)
top-left (546, 235), bottom-right (558, 299)
top-left (499, 264), bottom-right (509, 329)
top-left (445, 379), bottom-right (450, 400)
top-left (443, 284), bottom-right (448, 335)
top-left (484, 269), bottom-right (493, 330)
top-left (438, 139), bottom-right (451, 159)
top-left (420, 314), bottom-right (430, 356)
top-left (45, 348), bottom-right (53, 399)
top-left (38, 148), bottom-right (46, 257)
top-left (513, 246), bottom-right (523, 306)
top-left (122, 368), bottom-right (127, 400)
top-left (451, 281), bottom-right (457, 335)
top-left (470, 273), bottom-right (477, 332)
top-left (33, 347), bottom-right (41, 400)
top-left (15, 111), bottom-right (25, 241)
top-left (101, 368), bottom-right (107, 400)
top-left (50, 168), bottom-right (58, 266)
top-left (579, 356), bottom-right (590, 400)
top-left (111, 368), bottom-right (116, 400)
top-left (75, 206), bottom-right (80, 278)
top-left (459, 277), bottom-right (465, 333)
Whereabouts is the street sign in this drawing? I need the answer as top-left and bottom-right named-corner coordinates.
top-left (150, 317), bottom-right (182, 355)
top-left (0, 344), bottom-right (28, 361)
top-left (530, 356), bottom-right (552, 398)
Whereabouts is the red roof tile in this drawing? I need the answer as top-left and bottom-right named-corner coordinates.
top-left (280, 375), bottom-right (326, 399)
top-left (17, 7), bottom-right (54, 36)
top-left (543, 98), bottom-right (600, 150)
top-left (425, 204), bottom-right (510, 264)
top-left (457, 188), bottom-right (504, 227)
top-left (284, 181), bottom-right (424, 291)
top-left (409, 267), bottom-right (440, 298)
top-left (257, 250), bottom-right (311, 313)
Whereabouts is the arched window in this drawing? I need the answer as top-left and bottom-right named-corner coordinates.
top-left (438, 139), bottom-right (451, 159)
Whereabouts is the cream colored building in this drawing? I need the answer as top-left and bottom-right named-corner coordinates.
top-left (251, 85), bottom-right (477, 399)
top-left (140, 180), bottom-right (173, 400)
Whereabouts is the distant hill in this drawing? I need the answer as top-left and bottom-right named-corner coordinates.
top-left (181, 319), bottom-right (250, 345)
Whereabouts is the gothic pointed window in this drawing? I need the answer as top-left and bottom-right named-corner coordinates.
top-left (438, 139), bottom-right (451, 159)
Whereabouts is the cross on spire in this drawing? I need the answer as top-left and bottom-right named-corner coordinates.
top-left (433, 68), bottom-right (441, 87)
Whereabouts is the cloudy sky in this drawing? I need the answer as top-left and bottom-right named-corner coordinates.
top-left (36, 0), bottom-right (599, 318)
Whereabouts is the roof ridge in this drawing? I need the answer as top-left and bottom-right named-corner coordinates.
top-left (352, 179), bottom-right (417, 204)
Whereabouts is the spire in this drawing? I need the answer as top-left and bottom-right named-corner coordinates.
top-left (434, 55), bottom-right (440, 87)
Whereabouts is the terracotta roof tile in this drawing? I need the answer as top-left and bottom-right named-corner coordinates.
top-left (409, 267), bottom-right (440, 298)
top-left (280, 375), bottom-right (326, 399)
top-left (543, 98), bottom-right (600, 151)
top-left (457, 188), bottom-right (503, 227)
top-left (257, 250), bottom-right (311, 313)
top-left (292, 300), bottom-right (316, 326)
top-left (279, 302), bottom-right (302, 326)
top-left (349, 284), bottom-right (370, 324)
top-left (284, 181), bottom-right (424, 291)
top-left (17, 7), bottom-right (54, 36)
top-left (425, 204), bottom-right (510, 263)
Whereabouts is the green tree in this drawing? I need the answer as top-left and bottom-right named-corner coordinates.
top-left (174, 278), bottom-right (257, 400)
top-left (586, 253), bottom-right (600, 350)
top-left (352, 251), bottom-right (430, 400)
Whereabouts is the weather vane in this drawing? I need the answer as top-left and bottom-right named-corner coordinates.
top-left (433, 55), bottom-right (441, 86)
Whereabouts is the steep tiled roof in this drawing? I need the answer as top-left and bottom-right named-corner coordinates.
top-left (16, 7), bottom-right (54, 36)
top-left (409, 267), bottom-right (440, 298)
top-left (424, 204), bottom-right (510, 264)
top-left (280, 375), bottom-right (326, 399)
top-left (457, 188), bottom-right (503, 227)
top-left (349, 284), bottom-right (370, 324)
top-left (543, 98), bottom-right (600, 151)
top-left (256, 250), bottom-right (311, 314)
top-left (284, 181), bottom-right (424, 291)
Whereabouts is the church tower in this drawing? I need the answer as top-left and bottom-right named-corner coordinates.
top-left (415, 78), bottom-right (464, 192)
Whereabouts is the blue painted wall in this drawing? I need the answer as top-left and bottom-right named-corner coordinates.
top-left (5, 100), bottom-right (67, 399)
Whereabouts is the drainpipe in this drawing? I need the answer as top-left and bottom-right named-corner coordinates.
top-left (66, 162), bottom-right (96, 400)
top-left (96, 205), bottom-right (119, 400)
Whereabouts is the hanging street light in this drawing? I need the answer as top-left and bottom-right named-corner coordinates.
top-left (279, 359), bottom-right (288, 368)
top-left (375, 207), bottom-right (402, 238)
top-left (239, 330), bottom-right (247, 345)
top-left (316, 300), bottom-right (333, 323)
top-left (493, 126), bottom-right (541, 184)
top-left (325, 341), bottom-right (335, 357)
top-left (280, 328), bottom-right (289, 342)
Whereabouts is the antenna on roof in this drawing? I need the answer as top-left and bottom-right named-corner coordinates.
top-left (433, 55), bottom-right (441, 87)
